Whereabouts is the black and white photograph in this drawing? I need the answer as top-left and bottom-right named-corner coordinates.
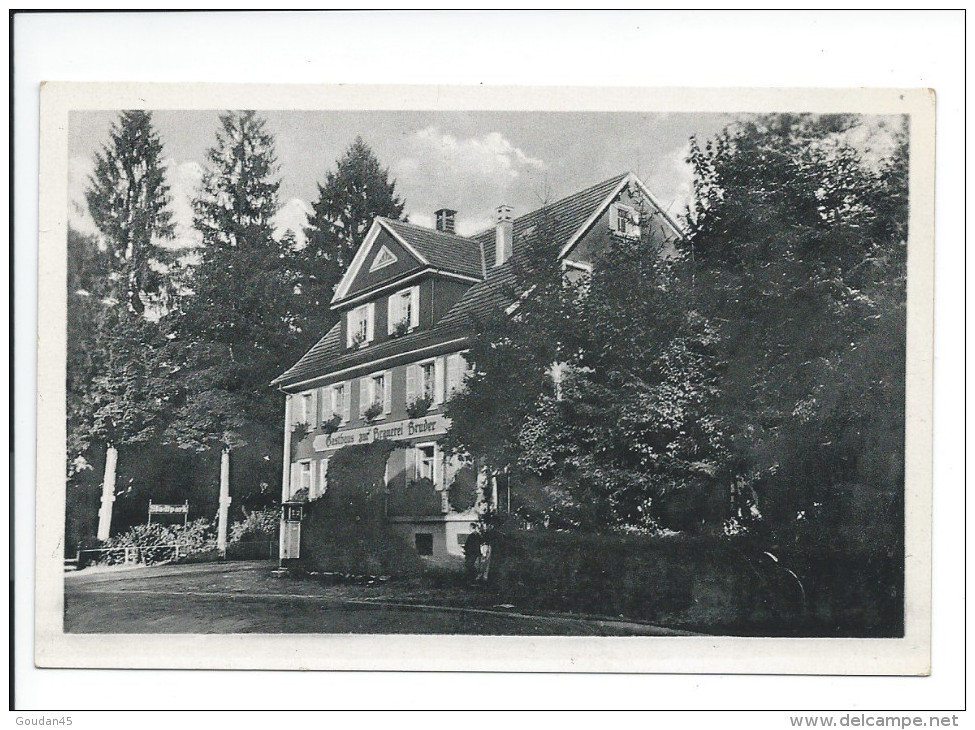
top-left (31, 82), bottom-right (934, 677)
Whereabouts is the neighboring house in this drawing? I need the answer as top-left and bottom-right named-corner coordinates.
top-left (272, 172), bottom-right (684, 562)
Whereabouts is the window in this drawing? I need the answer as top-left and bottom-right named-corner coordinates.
top-left (347, 303), bottom-right (375, 348)
top-left (298, 460), bottom-right (312, 491)
top-left (414, 533), bottom-right (434, 556)
top-left (416, 443), bottom-right (437, 484)
top-left (420, 361), bottom-right (436, 400)
top-left (330, 383), bottom-right (348, 422)
top-left (406, 359), bottom-right (443, 407)
top-left (610, 202), bottom-right (640, 238)
top-left (300, 392), bottom-right (313, 423)
top-left (360, 371), bottom-right (391, 418)
top-left (372, 373), bottom-right (386, 411)
top-left (388, 285), bottom-right (420, 335)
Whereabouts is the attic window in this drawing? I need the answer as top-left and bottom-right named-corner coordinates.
top-left (369, 245), bottom-right (398, 272)
top-left (610, 203), bottom-right (640, 239)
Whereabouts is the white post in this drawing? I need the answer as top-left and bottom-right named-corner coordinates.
top-left (279, 395), bottom-right (293, 567)
top-left (96, 444), bottom-right (118, 541)
top-left (217, 447), bottom-right (232, 556)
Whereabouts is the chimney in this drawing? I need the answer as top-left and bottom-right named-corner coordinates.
top-left (435, 208), bottom-right (456, 234)
top-left (495, 204), bottom-right (513, 266)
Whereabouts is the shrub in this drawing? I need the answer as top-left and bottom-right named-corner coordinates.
top-left (447, 463), bottom-right (479, 512)
top-left (405, 395), bottom-right (433, 419)
top-left (297, 440), bottom-right (423, 575)
top-left (230, 507), bottom-right (280, 544)
top-left (101, 518), bottom-right (217, 566)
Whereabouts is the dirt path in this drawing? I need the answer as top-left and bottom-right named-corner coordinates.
top-left (64, 560), bottom-right (689, 636)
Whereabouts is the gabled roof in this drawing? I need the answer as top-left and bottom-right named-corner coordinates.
top-left (274, 172), bottom-right (686, 391)
top-left (331, 217), bottom-right (484, 307)
top-left (381, 219), bottom-right (485, 279)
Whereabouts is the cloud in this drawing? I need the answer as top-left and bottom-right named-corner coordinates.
top-left (393, 127), bottom-right (547, 235)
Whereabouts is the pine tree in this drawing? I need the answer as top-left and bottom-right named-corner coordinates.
top-left (73, 111), bottom-right (178, 540)
top-left (163, 110), bottom-right (298, 508)
top-left (85, 110), bottom-right (177, 315)
top-left (297, 136), bottom-right (405, 342)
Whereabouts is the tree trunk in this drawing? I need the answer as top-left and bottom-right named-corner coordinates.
top-left (217, 448), bottom-right (232, 556)
top-left (96, 444), bottom-right (118, 541)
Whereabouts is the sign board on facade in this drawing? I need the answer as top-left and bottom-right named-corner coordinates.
top-left (282, 503), bottom-right (304, 522)
top-left (312, 414), bottom-right (449, 453)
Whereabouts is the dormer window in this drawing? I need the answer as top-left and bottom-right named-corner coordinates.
top-left (610, 202), bottom-right (640, 239)
top-left (347, 303), bottom-right (375, 349)
top-left (388, 285), bottom-right (420, 336)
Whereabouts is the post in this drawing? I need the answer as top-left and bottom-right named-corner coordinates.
top-left (217, 447), bottom-right (232, 557)
top-left (279, 395), bottom-right (293, 568)
top-left (96, 444), bottom-right (118, 541)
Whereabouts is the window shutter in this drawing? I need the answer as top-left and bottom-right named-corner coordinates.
top-left (405, 364), bottom-right (417, 405)
top-left (289, 462), bottom-right (299, 498)
top-left (309, 460), bottom-right (317, 498)
top-left (432, 445), bottom-right (440, 488)
top-left (342, 382), bottom-right (351, 422)
top-left (410, 286), bottom-right (420, 328)
top-left (359, 378), bottom-right (369, 417)
top-left (345, 311), bottom-right (354, 348)
top-left (384, 370), bottom-right (392, 414)
top-left (309, 389), bottom-right (318, 427)
top-left (434, 357), bottom-right (445, 404)
top-left (609, 202), bottom-right (620, 231)
top-left (387, 294), bottom-right (397, 335)
top-left (366, 302), bottom-right (376, 342)
top-left (406, 447), bottom-right (417, 483)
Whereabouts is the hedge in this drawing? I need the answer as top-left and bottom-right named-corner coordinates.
top-left (488, 527), bottom-right (900, 636)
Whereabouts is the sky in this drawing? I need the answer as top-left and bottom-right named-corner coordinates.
top-left (67, 109), bottom-right (738, 248)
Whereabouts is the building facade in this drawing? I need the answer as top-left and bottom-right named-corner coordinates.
top-left (272, 172), bottom-right (684, 563)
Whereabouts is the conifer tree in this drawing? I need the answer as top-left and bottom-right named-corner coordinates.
top-left (164, 110), bottom-right (298, 466)
top-left (73, 111), bottom-right (178, 539)
top-left (297, 136), bottom-right (405, 342)
top-left (85, 110), bottom-right (177, 315)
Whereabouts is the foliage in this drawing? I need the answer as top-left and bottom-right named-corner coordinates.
top-left (405, 395), bottom-right (433, 419)
top-left (296, 137), bottom-right (406, 348)
top-left (162, 110), bottom-right (301, 452)
top-left (447, 463), bottom-right (479, 513)
top-left (390, 319), bottom-right (410, 338)
top-left (297, 441), bottom-right (422, 575)
top-left (362, 402), bottom-right (383, 422)
top-left (291, 421), bottom-right (311, 442)
top-left (229, 507), bottom-right (279, 543)
top-left (100, 518), bottom-right (216, 565)
top-left (321, 413), bottom-right (342, 434)
top-left (445, 205), bottom-right (728, 532)
top-left (84, 110), bottom-right (178, 316)
top-left (443, 213), bottom-right (579, 474)
top-left (684, 113), bottom-right (908, 541)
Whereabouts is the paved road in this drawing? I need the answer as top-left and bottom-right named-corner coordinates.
top-left (64, 560), bottom-right (690, 636)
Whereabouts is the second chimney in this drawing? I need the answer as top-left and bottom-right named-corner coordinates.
top-left (435, 208), bottom-right (457, 234)
top-left (495, 204), bottom-right (513, 266)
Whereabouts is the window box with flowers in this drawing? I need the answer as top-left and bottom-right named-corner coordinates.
top-left (321, 413), bottom-right (342, 435)
top-left (405, 394), bottom-right (434, 419)
top-left (362, 402), bottom-right (384, 423)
